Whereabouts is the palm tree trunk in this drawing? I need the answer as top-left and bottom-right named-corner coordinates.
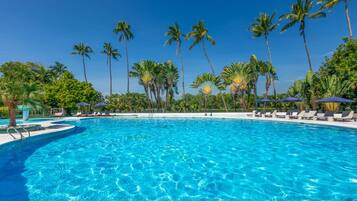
top-left (177, 43), bottom-right (186, 111)
top-left (345, 0), bottom-right (353, 39)
top-left (265, 75), bottom-right (270, 99)
top-left (82, 55), bottom-right (88, 82)
top-left (264, 35), bottom-right (273, 64)
top-left (254, 82), bottom-right (258, 109)
top-left (204, 95), bottom-right (207, 113)
top-left (7, 101), bottom-right (17, 127)
top-left (301, 27), bottom-right (313, 71)
top-left (124, 39), bottom-right (130, 93)
top-left (201, 41), bottom-right (215, 75)
top-left (109, 56), bottom-right (113, 96)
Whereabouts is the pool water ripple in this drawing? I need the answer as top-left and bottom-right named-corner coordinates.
top-left (0, 118), bottom-right (356, 200)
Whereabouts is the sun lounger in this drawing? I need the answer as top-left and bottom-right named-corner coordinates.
top-left (265, 110), bottom-right (276, 118)
top-left (302, 111), bottom-right (317, 120)
top-left (333, 111), bottom-right (354, 121)
top-left (289, 111), bottom-right (305, 119)
top-left (276, 112), bottom-right (287, 118)
top-left (255, 111), bottom-right (263, 117)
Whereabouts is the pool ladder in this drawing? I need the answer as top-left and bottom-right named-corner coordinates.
top-left (6, 126), bottom-right (31, 140)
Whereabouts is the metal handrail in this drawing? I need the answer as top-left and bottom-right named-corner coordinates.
top-left (17, 126), bottom-right (31, 138)
top-left (6, 126), bottom-right (31, 140)
top-left (6, 127), bottom-right (23, 140)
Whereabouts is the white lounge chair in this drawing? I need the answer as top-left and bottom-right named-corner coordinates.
top-left (334, 111), bottom-right (354, 121)
top-left (265, 110), bottom-right (276, 118)
top-left (302, 111), bottom-right (317, 120)
top-left (276, 112), bottom-right (287, 118)
top-left (289, 111), bottom-right (305, 119)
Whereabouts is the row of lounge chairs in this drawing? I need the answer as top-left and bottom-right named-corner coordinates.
top-left (75, 112), bottom-right (111, 117)
top-left (249, 110), bottom-right (355, 122)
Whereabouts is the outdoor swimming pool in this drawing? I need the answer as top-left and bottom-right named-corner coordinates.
top-left (0, 118), bottom-right (356, 200)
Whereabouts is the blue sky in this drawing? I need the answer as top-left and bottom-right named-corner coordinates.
top-left (0, 0), bottom-right (355, 96)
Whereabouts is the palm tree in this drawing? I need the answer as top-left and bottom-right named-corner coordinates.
top-left (114, 21), bottom-right (134, 93)
top-left (186, 20), bottom-right (217, 74)
top-left (248, 55), bottom-right (263, 100)
top-left (162, 61), bottom-right (179, 109)
top-left (0, 62), bottom-right (39, 127)
top-left (102, 42), bottom-right (121, 96)
top-left (250, 13), bottom-right (278, 63)
top-left (165, 23), bottom-right (186, 102)
top-left (71, 43), bottom-right (93, 82)
top-left (221, 63), bottom-right (250, 109)
top-left (280, 0), bottom-right (326, 71)
top-left (191, 73), bottom-right (222, 112)
top-left (49, 62), bottom-right (68, 79)
top-left (130, 60), bottom-right (156, 106)
top-left (186, 20), bottom-right (228, 111)
top-left (259, 62), bottom-right (277, 99)
top-left (318, 0), bottom-right (353, 39)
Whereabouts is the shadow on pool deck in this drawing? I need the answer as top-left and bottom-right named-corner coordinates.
top-left (0, 127), bottom-right (85, 201)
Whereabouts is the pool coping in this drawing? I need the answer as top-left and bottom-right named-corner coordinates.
top-left (0, 119), bottom-right (77, 146)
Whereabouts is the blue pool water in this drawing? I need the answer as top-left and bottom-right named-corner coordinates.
top-left (0, 118), bottom-right (356, 200)
top-left (0, 118), bottom-right (55, 125)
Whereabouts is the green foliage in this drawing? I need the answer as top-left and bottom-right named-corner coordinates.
top-left (44, 72), bottom-right (102, 113)
top-left (318, 38), bottom-right (357, 98)
top-left (106, 93), bottom-right (148, 112)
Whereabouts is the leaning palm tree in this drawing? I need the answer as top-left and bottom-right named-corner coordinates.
top-left (280, 0), bottom-right (326, 71)
top-left (191, 73), bottom-right (222, 112)
top-left (250, 13), bottom-right (278, 63)
top-left (114, 21), bottom-right (134, 93)
top-left (71, 43), bottom-right (93, 82)
top-left (101, 42), bottom-right (121, 96)
top-left (165, 23), bottom-right (186, 102)
top-left (186, 20), bottom-right (216, 74)
top-left (186, 20), bottom-right (228, 111)
top-left (318, 0), bottom-right (353, 38)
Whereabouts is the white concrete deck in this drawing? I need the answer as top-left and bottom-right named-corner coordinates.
top-left (0, 120), bottom-right (75, 146)
top-left (0, 113), bottom-right (355, 146)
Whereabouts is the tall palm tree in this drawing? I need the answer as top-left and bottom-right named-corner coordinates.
top-left (114, 21), bottom-right (134, 93)
top-left (318, 0), bottom-right (353, 38)
top-left (71, 43), bottom-right (93, 82)
top-left (280, 0), bottom-right (326, 71)
top-left (191, 73), bottom-right (222, 112)
top-left (165, 23), bottom-right (186, 102)
top-left (101, 42), bottom-right (121, 96)
top-left (250, 13), bottom-right (278, 63)
top-left (186, 20), bottom-right (217, 74)
top-left (186, 20), bottom-right (228, 111)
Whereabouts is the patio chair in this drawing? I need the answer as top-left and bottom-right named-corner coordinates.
top-left (276, 112), bottom-right (287, 118)
top-left (316, 111), bottom-right (334, 121)
top-left (289, 111), bottom-right (305, 119)
top-left (301, 111), bottom-right (317, 120)
top-left (333, 111), bottom-right (354, 122)
top-left (265, 110), bottom-right (276, 118)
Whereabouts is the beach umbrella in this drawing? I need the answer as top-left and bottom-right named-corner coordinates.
top-left (317, 96), bottom-right (355, 103)
top-left (95, 102), bottom-right (107, 108)
top-left (256, 98), bottom-right (273, 103)
top-left (77, 102), bottom-right (90, 107)
top-left (279, 97), bottom-right (304, 103)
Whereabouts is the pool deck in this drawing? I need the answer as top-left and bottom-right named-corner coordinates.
top-left (0, 113), bottom-right (355, 146)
